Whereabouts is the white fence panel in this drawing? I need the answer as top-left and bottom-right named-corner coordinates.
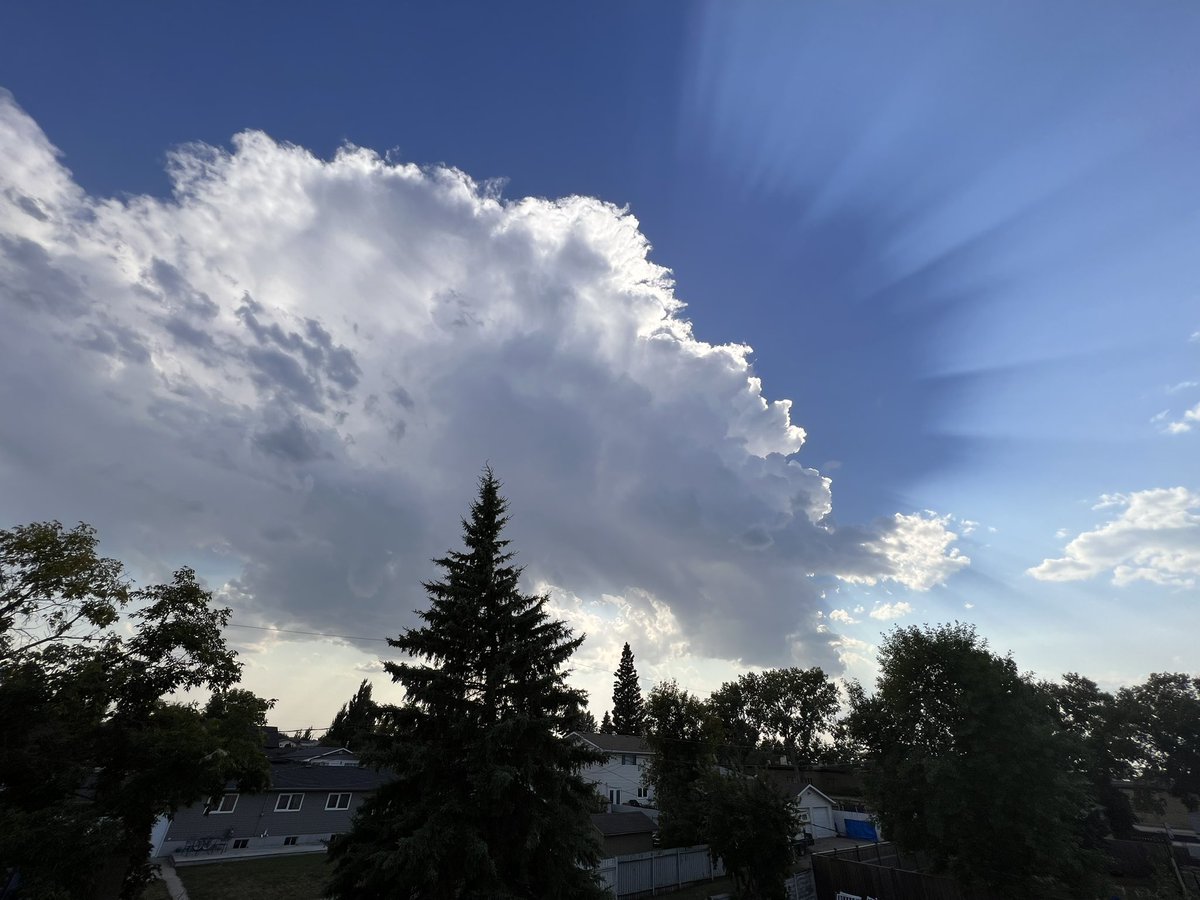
top-left (596, 845), bottom-right (723, 897)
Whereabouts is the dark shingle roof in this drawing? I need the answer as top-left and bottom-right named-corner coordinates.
top-left (590, 812), bottom-right (657, 836)
top-left (571, 732), bottom-right (650, 754)
top-left (268, 746), bottom-right (359, 764)
top-left (269, 766), bottom-right (393, 792)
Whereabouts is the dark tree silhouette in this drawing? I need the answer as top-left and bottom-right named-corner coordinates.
top-left (611, 642), bottom-right (645, 735)
top-left (326, 469), bottom-right (608, 899)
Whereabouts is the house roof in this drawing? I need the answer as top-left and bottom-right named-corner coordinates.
top-left (590, 812), bottom-right (657, 836)
top-left (796, 783), bottom-right (836, 805)
top-left (570, 732), bottom-right (651, 754)
top-left (267, 746), bottom-right (359, 764)
top-left (269, 766), bottom-right (393, 792)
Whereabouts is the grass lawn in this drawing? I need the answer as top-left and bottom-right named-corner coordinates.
top-left (175, 853), bottom-right (329, 900)
top-left (172, 854), bottom-right (749, 900)
top-left (141, 878), bottom-right (172, 900)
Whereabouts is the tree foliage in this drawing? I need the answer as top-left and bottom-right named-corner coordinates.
top-left (702, 773), bottom-right (796, 900)
top-left (1123, 672), bottom-right (1200, 812)
top-left (575, 708), bottom-right (598, 733)
top-left (326, 469), bottom-right (607, 899)
top-left (709, 667), bottom-right (839, 769)
top-left (324, 679), bottom-right (379, 749)
top-left (847, 623), bottom-right (1106, 898)
top-left (1043, 672), bottom-right (1140, 836)
top-left (0, 522), bottom-right (270, 900)
top-left (599, 710), bottom-right (614, 734)
top-left (611, 642), bottom-right (645, 735)
top-left (644, 680), bottom-right (717, 848)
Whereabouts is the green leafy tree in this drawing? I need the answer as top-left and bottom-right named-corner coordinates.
top-left (326, 469), bottom-right (608, 899)
top-left (644, 680), bottom-right (717, 848)
top-left (1122, 672), bottom-right (1200, 812)
top-left (707, 679), bottom-right (762, 769)
top-left (730, 667), bottom-right (840, 768)
top-left (1043, 673), bottom-right (1140, 836)
top-left (324, 679), bottom-right (379, 749)
top-left (0, 523), bottom-right (270, 900)
top-left (847, 623), bottom-right (1106, 898)
top-left (611, 642), bottom-right (645, 735)
top-left (599, 710), bottom-right (614, 734)
top-left (702, 773), bottom-right (796, 900)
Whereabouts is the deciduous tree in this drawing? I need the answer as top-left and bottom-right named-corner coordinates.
top-left (0, 523), bottom-right (270, 900)
top-left (847, 623), bottom-right (1105, 898)
top-left (1043, 672), bottom-right (1140, 836)
top-left (702, 772), bottom-right (796, 900)
top-left (644, 680), bottom-right (717, 848)
top-left (1123, 672), bottom-right (1200, 812)
top-left (325, 679), bottom-right (379, 749)
top-left (326, 469), bottom-right (607, 899)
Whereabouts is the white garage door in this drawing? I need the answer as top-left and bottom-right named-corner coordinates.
top-left (808, 805), bottom-right (834, 838)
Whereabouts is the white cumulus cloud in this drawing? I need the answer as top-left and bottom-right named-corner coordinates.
top-left (1028, 487), bottom-right (1200, 587)
top-left (868, 601), bottom-right (914, 620)
top-left (1161, 401), bottom-right (1200, 435)
top-left (0, 91), bottom-right (969, 681)
top-left (828, 609), bottom-right (860, 625)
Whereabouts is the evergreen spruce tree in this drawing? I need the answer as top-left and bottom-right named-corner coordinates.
top-left (611, 642), bottom-right (645, 734)
top-left (576, 709), bottom-right (598, 732)
top-left (327, 469), bottom-right (608, 899)
top-left (600, 710), bottom-right (614, 734)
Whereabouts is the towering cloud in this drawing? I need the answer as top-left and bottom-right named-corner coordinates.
top-left (0, 91), bottom-right (967, 675)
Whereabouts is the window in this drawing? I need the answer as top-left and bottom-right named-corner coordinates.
top-left (608, 789), bottom-right (621, 805)
top-left (275, 793), bottom-right (304, 812)
top-left (232, 839), bottom-right (249, 849)
top-left (210, 793), bottom-right (238, 814)
top-left (283, 836), bottom-right (298, 846)
top-left (326, 792), bottom-right (352, 810)
top-left (620, 754), bottom-right (637, 766)
top-left (637, 787), bottom-right (649, 799)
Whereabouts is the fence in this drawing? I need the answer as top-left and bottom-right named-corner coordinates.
top-left (811, 843), bottom-right (1007, 900)
top-left (785, 870), bottom-right (817, 900)
top-left (596, 845), bottom-right (725, 898)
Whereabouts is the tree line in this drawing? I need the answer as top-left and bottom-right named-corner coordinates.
top-left (3, 472), bottom-right (1197, 899)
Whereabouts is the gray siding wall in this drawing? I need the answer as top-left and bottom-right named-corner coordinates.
top-left (163, 791), bottom-right (367, 849)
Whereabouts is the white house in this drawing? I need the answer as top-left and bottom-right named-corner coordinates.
top-left (569, 732), bottom-right (654, 808)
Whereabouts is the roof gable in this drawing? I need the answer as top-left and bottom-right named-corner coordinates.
top-left (797, 783), bottom-right (835, 806)
top-left (569, 731), bottom-right (651, 754)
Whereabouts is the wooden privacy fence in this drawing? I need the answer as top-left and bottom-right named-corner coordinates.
top-left (596, 845), bottom-right (725, 897)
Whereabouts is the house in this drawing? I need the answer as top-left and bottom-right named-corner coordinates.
top-left (590, 811), bottom-right (658, 857)
top-left (153, 744), bottom-right (393, 859)
top-left (266, 746), bottom-right (362, 767)
top-left (569, 732), bottom-right (655, 808)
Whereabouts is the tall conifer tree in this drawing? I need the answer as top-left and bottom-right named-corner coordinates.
top-left (327, 469), bottom-right (607, 899)
top-left (611, 642), bottom-right (645, 734)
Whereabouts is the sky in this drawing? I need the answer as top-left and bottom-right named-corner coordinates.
top-left (1, 2), bottom-right (1198, 731)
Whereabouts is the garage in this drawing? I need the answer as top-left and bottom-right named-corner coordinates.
top-left (795, 784), bottom-right (836, 839)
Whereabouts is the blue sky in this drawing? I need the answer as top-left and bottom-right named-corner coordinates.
top-left (1, 2), bottom-right (1197, 726)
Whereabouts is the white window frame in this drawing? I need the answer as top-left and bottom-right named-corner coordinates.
top-left (636, 786), bottom-right (649, 799)
top-left (275, 793), bottom-right (304, 812)
top-left (210, 793), bottom-right (239, 814)
top-left (326, 792), bottom-right (352, 810)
